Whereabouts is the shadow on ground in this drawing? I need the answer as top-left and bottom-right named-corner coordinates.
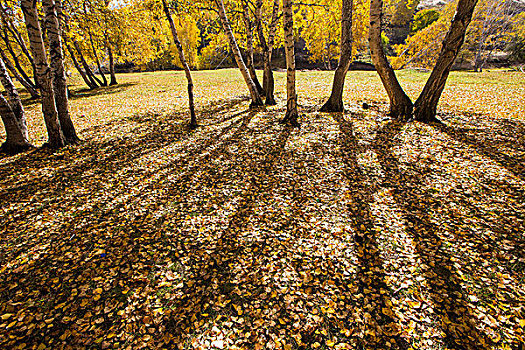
top-left (0, 99), bottom-right (524, 350)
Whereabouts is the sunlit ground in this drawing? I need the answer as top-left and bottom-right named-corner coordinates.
top-left (0, 69), bottom-right (524, 349)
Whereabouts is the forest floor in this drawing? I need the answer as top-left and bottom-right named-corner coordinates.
top-left (0, 69), bottom-right (524, 350)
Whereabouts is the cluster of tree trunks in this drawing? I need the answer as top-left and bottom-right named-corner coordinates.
top-left (215, 0), bottom-right (299, 124)
top-left (1, 0), bottom-right (480, 152)
top-left (216, 0), bottom-right (264, 107)
top-left (0, 6), bottom-right (40, 99)
top-left (255, 0), bottom-right (280, 106)
top-left (216, 0), bottom-right (478, 126)
top-left (6, 0), bottom-right (80, 150)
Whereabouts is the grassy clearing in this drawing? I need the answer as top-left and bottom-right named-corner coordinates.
top-left (0, 69), bottom-right (524, 349)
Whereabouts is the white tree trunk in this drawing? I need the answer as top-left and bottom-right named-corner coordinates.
top-left (0, 55), bottom-right (31, 152)
top-left (21, 0), bottom-right (64, 148)
top-left (162, 0), bottom-right (197, 129)
top-left (215, 0), bottom-right (263, 107)
top-left (281, 0), bottom-right (299, 126)
top-left (43, 0), bottom-right (79, 144)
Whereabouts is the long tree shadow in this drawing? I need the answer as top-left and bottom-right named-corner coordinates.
top-left (431, 119), bottom-right (525, 182)
top-left (0, 96), bottom-right (252, 210)
top-left (372, 120), bottom-right (492, 350)
top-left (0, 108), bottom-right (261, 349)
top-left (334, 113), bottom-right (410, 350)
top-left (159, 124), bottom-right (292, 345)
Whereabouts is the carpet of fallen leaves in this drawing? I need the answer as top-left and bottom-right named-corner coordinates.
top-left (0, 69), bottom-right (524, 350)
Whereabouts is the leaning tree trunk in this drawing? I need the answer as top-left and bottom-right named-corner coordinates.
top-left (0, 56), bottom-right (31, 153)
top-left (0, 32), bottom-right (37, 89)
top-left (21, 0), bottom-right (64, 148)
top-left (215, 0), bottom-right (263, 107)
top-left (242, 1), bottom-right (264, 95)
top-left (256, 0), bottom-right (279, 105)
top-left (320, 0), bottom-right (353, 112)
top-left (73, 40), bottom-right (103, 87)
top-left (369, 0), bottom-right (413, 120)
top-left (0, 49), bottom-right (39, 98)
top-left (281, 0), bottom-right (299, 126)
top-left (414, 0), bottom-right (479, 123)
top-left (43, 0), bottom-right (79, 144)
top-left (108, 46), bottom-right (117, 86)
top-left (88, 30), bottom-right (107, 86)
top-left (162, 0), bottom-right (197, 129)
top-left (66, 42), bottom-right (97, 89)
top-left (0, 12), bottom-right (38, 87)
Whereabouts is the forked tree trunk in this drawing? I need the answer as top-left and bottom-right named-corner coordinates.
top-left (320, 0), bottom-right (353, 112)
top-left (281, 0), bottom-right (299, 126)
top-left (414, 0), bottom-right (479, 122)
top-left (66, 42), bottom-right (97, 89)
top-left (242, 1), bottom-right (264, 95)
top-left (256, 0), bottom-right (279, 105)
top-left (162, 0), bottom-right (197, 129)
top-left (215, 0), bottom-right (263, 107)
top-left (0, 56), bottom-right (31, 153)
top-left (0, 49), bottom-right (39, 98)
top-left (21, 0), bottom-right (64, 148)
top-left (369, 0), bottom-right (413, 120)
top-left (108, 46), bottom-right (117, 86)
top-left (43, 0), bottom-right (79, 144)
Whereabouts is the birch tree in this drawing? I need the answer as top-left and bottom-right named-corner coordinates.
top-left (280, 0), bottom-right (299, 127)
top-left (242, 0), bottom-right (264, 95)
top-left (21, 0), bottom-right (65, 148)
top-left (0, 55), bottom-right (31, 153)
top-left (43, 0), bottom-right (79, 144)
top-left (320, 0), bottom-right (353, 112)
top-left (162, 0), bottom-right (197, 129)
top-left (215, 0), bottom-right (263, 107)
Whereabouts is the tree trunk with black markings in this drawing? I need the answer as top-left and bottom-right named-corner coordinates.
top-left (21, 0), bottom-right (64, 148)
top-left (108, 45), bottom-right (117, 86)
top-left (281, 0), bottom-right (299, 126)
top-left (162, 0), bottom-right (197, 129)
top-left (215, 0), bottom-right (263, 107)
top-left (43, 0), bottom-right (79, 144)
top-left (0, 55), bottom-right (32, 153)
